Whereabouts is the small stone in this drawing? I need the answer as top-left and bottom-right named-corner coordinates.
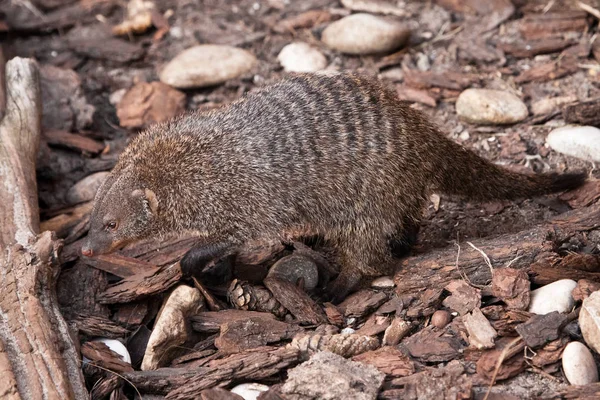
top-left (277, 42), bottom-right (327, 73)
top-left (562, 341), bottom-right (599, 385)
top-left (281, 351), bottom-right (385, 400)
top-left (546, 125), bottom-right (600, 163)
top-left (321, 13), bottom-right (410, 55)
top-left (371, 276), bottom-right (395, 289)
top-left (66, 172), bottom-right (110, 205)
top-left (580, 291), bottom-right (600, 354)
top-left (382, 317), bottom-right (411, 346)
top-left (528, 279), bottom-right (577, 315)
top-left (431, 310), bottom-right (452, 329)
top-left (159, 45), bottom-right (257, 89)
top-left (117, 81), bottom-right (186, 129)
top-left (456, 88), bottom-right (528, 125)
top-left (141, 284), bottom-right (204, 370)
top-left (266, 254), bottom-right (319, 291)
top-left (531, 95), bottom-right (577, 116)
top-left (230, 383), bottom-right (269, 400)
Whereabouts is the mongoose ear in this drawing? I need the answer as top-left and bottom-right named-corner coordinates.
top-left (131, 188), bottom-right (159, 215)
top-left (144, 188), bottom-right (159, 214)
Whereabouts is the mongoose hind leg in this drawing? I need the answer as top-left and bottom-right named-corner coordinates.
top-left (389, 217), bottom-right (421, 258)
top-left (325, 233), bottom-right (392, 304)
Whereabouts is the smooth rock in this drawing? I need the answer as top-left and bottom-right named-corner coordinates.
top-left (277, 42), bottom-right (327, 72)
top-left (580, 290), bottom-right (600, 354)
top-left (431, 310), bottom-right (452, 329)
top-left (66, 172), bottom-right (110, 205)
top-left (371, 276), bottom-right (395, 289)
top-left (267, 254), bottom-right (319, 290)
top-left (456, 88), bottom-right (528, 125)
top-left (91, 338), bottom-right (131, 364)
top-left (159, 45), bottom-right (257, 89)
top-left (531, 95), bottom-right (577, 116)
top-left (562, 341), bottom-right (599, 385)
top-left (141, 284), bottom-right (204, 370)
top-left (528, 279), bottom-right (577, 315)
top-left (321, 13), bottom-right (410, 55)
top-left (546, 125), bottom-right (600, 163)
top-left (230, 383), bottom-right (269, 400)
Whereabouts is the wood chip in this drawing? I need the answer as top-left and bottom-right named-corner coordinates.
top-left (515, 311), bottom-right (569, 349)
top-left (442, 280), bottom-right (481, 316)
top-left (272, 9), bottom-right (336, 33)
top-left (563, 99), bottom-right (600, 126)
top-left (573, 279), bottom-right (600, 302)
top-left (192, 310), bottom-right (277, 333)
top-left (402, 326), bottom-right (464, 362)
top-left (518, 11), bottom-right (589, 40)
top-left (476, 337), bottom-right (526, 383)
top-left (71, 314), bottom-right (130, 338)
top-left (85, 253), bottom-right (158, 278)
top-left (515, 57), bottom-right (579, 83)
top-left (559, 179), bottom-right (600, 209)
top-left (355, 314), bottom-right (391, 336)
top-left (264, 277), bottom-right (327, 325)
top-left (43, 130), bottom-right (104, 154)
top-left (215, 317), bottom-right (304, 353)
top-left (463, 308), bottom-right (498, 349)
top-left (352, 346), bottom-right (415, 378)
top-left (383, 317), bottom-right (411, 346)
top-left (498, 37), bottom-right (577, 58)
top-left (337, 289), bottom-right (388, 319)
top-left (396, 85), bottom-right (437, 107)
top-left (403, 69), bottom-right (478, 90)
top-left (491, 268), bottom-right (531, 310)
top-left (81, 341), bottom-right (133, 373)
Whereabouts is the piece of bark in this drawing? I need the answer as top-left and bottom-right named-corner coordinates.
top-left (563, 99), bottom-right (600, 127)
top-left (287, 332), bottom-right (380, 358)
top-left (515, 311), bottom-right (569, 348)
top-left (272, 9), bottom-right (336, 33)
top-left (498, 37), bottom-right (577, 58)
top-left (482, 307), bottom-right (532, 336)
top-left (386, 360), bottom-right (472, 400)
top-left (0, 57), bottom-right (87, 400)
top-left (402, 326), bottom-right (464, 362)
top-left (122, 347), bottom-right (300, 398)
top-left (395, 85), bottom-right (437, 107)
top-left (227, 279), bottom-right (287, 317)
top-left (436, 0), bottom-right (513, 15)
top-left (264, 277), bottom-right (327, 325)
top-left (40, 201), bottom-right (93, 238)
top-left (113, 301), bottom-right (149, 327)
top-left (67, 24), bottom-right (145, 63)
top-left (86, 253), bottom-right (159, 278)
top-left (142, 285), bottom-right (204, 370)
top-left (442, 280), bottom-right (481, 316)
top-left (476, 337), bottom-right (526, 383)
top-left (463, 308), bottom-right (498, 349)
top-left (573, 279), bottom-right (600, 302)
top-left (515, 57), bottom-right (579, 83)
top-left (558, 382), bottom-right (600, 399)
top-left (215, 317), bottom-right (304, 353)
top-left (192, 310), bottom-right (277, 333)
top-left (43, 130), bottom-right (104, 154)
top-left (117, 81), bottom-right (186, 129)
top-left (171, 349), bottom-right (217, 367)
top-left (491, 268), bottom-right (530, 310)
top-left (356, 314), bottom-right (391, 336)
top-left (81, 341), bottom-right (133, 373)
top-left (394, 203), bottom-right (600, 297)
top-left (405, 288), bottom-right (443, 318)
top-left (352, 346), bottom-right (415, 378)
top-left (71, 314), bottom-right (130, 338)
top-left (518, 11), bottom-right (589, 40)
top-left (530, 337), bottom-right (568, 368)
top-left (337, 289), bottom-right (388, 319)
top-left (559, 179), bottom-right (600, 209)
top-left (98, 262), bottom-right (183, 304)
top-left (529, 253), bottom-right (600, 286)
top-left (323, 302), bottom-right (345, 326)
top-left (90, 376), bottom-right (122, 400)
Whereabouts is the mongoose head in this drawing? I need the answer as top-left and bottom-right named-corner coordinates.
top-left (81, 174), bottom-right (159, 257)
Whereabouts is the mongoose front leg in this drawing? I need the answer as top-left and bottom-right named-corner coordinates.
top-left (180, 241), bottom-right (237, 284)
top-left (325, 266), bottom-right (363, 304)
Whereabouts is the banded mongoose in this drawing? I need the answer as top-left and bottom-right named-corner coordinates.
top-left (82, 71), bottom-right (586, 302)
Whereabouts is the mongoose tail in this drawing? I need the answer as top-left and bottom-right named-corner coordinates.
top-left (430, 133), bottom-right (587, 201)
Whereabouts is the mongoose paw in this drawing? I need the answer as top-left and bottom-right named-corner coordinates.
top-left (180, 242), bottom-right (235, 286)
top-left (324, 269), bottom-right (362, 304)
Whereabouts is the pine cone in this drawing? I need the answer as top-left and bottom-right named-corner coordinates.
top-left (227, 279), bottom-right (287, 318)
top-left (287, 332), bottom-right (380, 358)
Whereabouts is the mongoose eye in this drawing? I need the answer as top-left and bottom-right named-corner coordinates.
top-left (106, 221), bottom-right (118, 231)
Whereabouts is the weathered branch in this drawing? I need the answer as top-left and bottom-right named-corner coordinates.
top-left (0, 57), bottom-right (87, 400)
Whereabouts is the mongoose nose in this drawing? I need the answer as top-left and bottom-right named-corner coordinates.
top-left (81, 248), bottom-right (94, 257)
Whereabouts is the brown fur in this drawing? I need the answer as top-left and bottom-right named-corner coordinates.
top-left (82, 71), bottom-right (586, 300)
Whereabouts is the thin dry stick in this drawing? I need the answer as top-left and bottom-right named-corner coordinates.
top-left (467, 241), bottom-right (494, 275)
top-left (454, 241), bottom-right (487, 289)
top-left (578, 1), bottom-right (600, 19)
top-left (483, 337), bottom-right (525, 400)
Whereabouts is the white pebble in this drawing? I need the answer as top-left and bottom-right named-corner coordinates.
top-left (230, 383), bottom-right (269, 400)
top-left (371, 276), bottom-right (395, 289)
top-left (580, 290), bottom-right (600, 354)
top-left (277, 42), bottom-right (327, 73)
top-left (456, 88), bottom-right (528, 125)
top-left (562, 341), bottom-right (599, 385)
top-left (341, 327), bottom-right (356, 334)
top-left (321, 13), bottom-right (410, 55)
top-left (546, 125), bottom-right (600, 163)
top-left (528, 279), bottom-right (577, 315)
top-left (159, 45), bottom-right (257, 89)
